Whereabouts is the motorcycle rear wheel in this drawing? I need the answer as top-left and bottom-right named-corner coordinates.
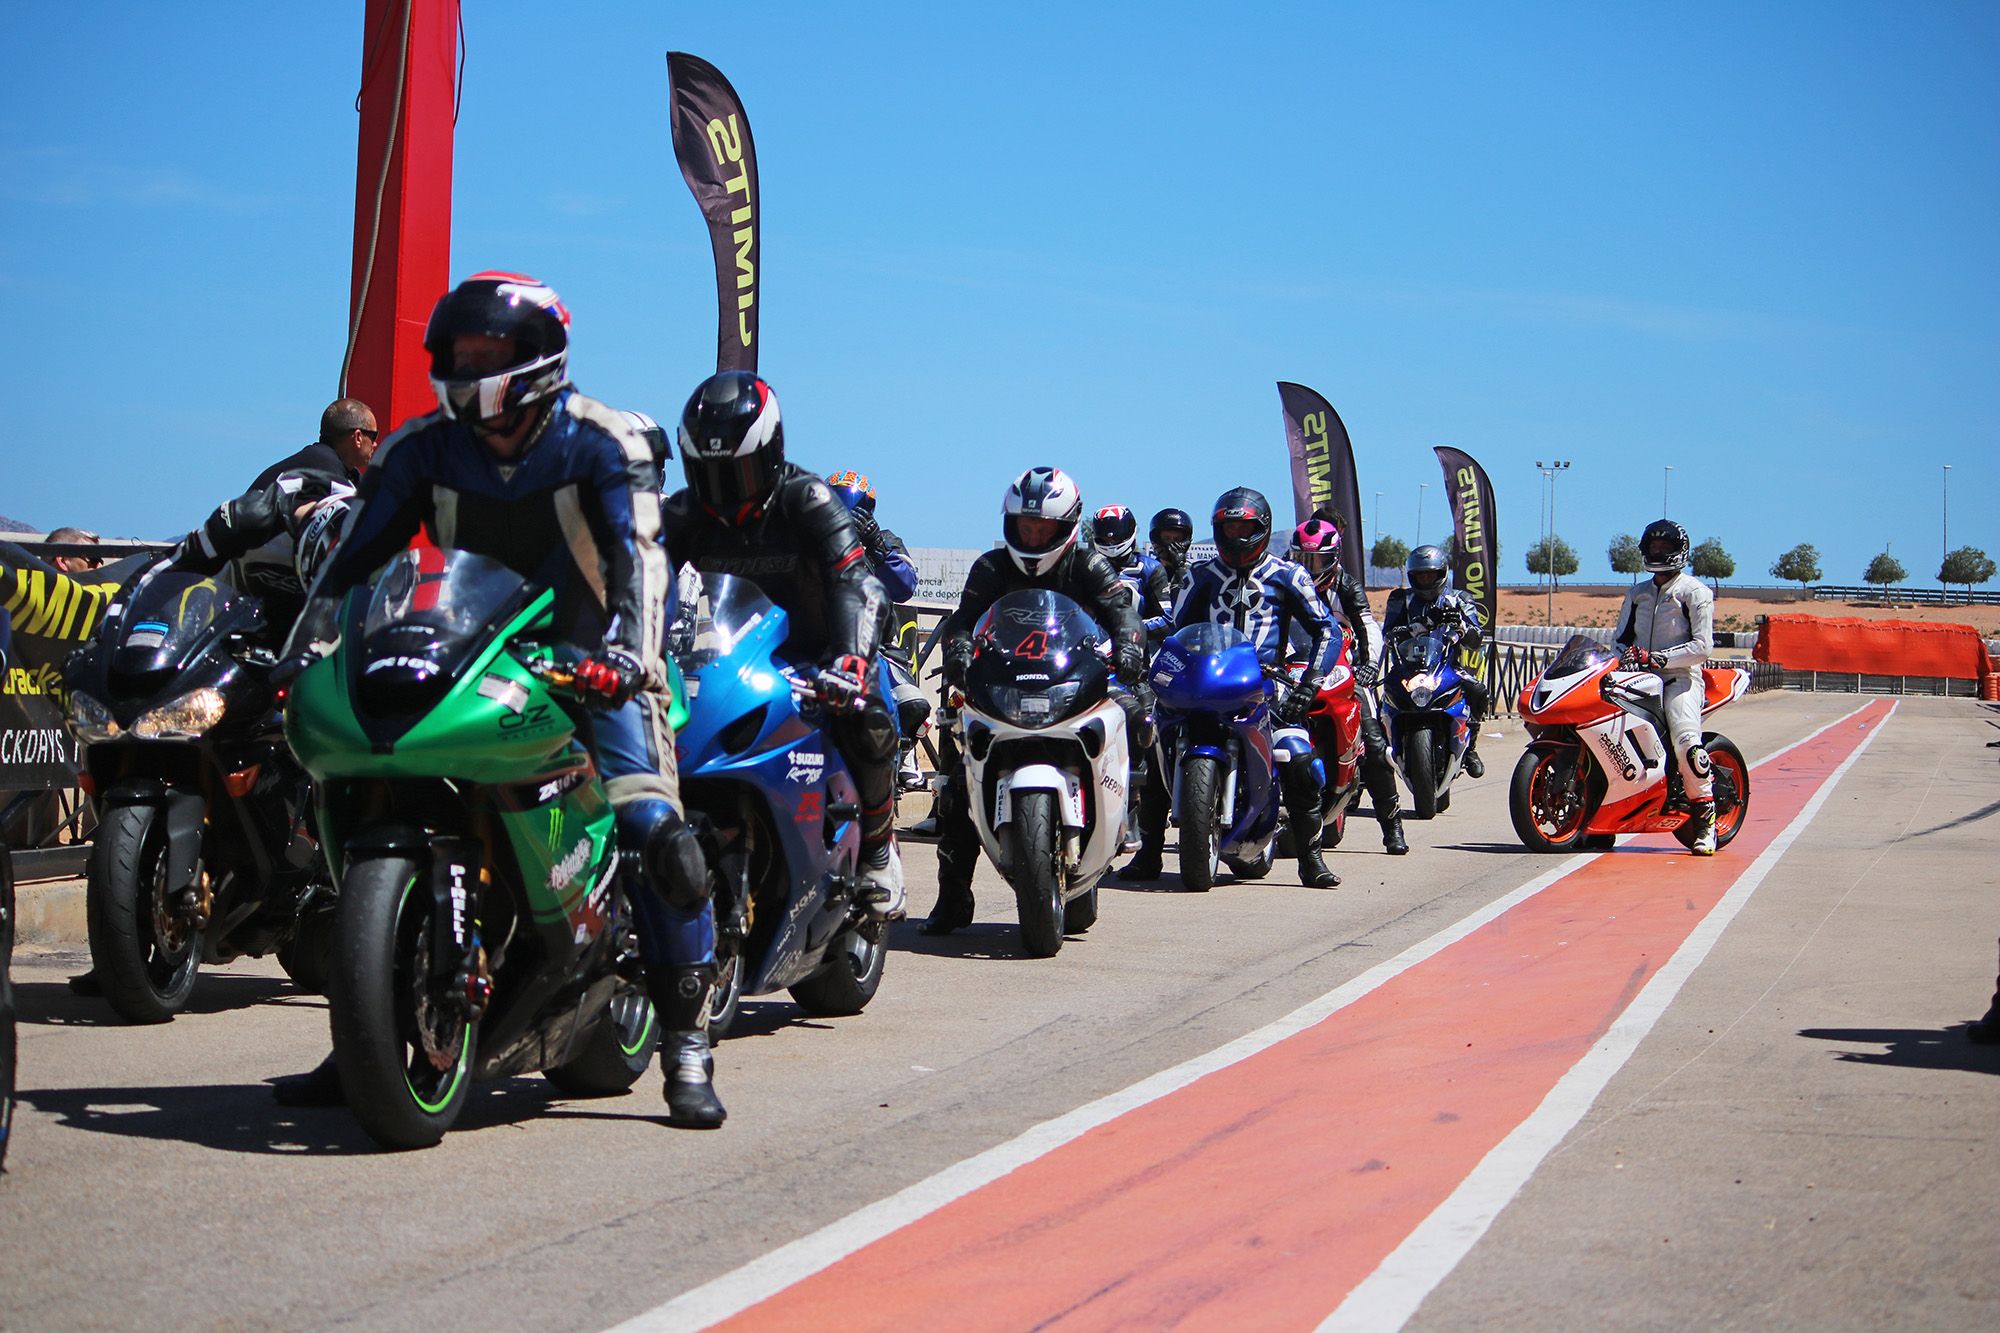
top-left (86, 801), bottom-right (202, 1024)
top-left (1509, 750), bottom-right (1592, 853)
top-left (1405, 733), bottom-right (1439, 820)
top-left (330, 855), bottom-right (476, 1150)
top-left (1178, 756), bottom-right (1224, 893)
top-left (790, 922), bottom-right (888, 1015)
top-left (543, 983), bottom-right (657, 1096)
top-left (1007, 791), bottom-right (1066, 958)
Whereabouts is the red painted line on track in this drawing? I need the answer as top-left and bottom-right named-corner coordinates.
top-left (722, 702), bottom-right (1892, 1331)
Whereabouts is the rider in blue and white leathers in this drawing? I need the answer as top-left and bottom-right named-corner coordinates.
top-left (1131, 486), bottom-right (1342, 888)
top-left (1614, 519), bottom-right (1717, 854)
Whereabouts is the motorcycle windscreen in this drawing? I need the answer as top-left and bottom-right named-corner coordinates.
top-left (358, 549), bottom-right (536, 718)
top-left (968, 589), bottom-right (1110, 729)
top-left (1545, 634), bottom-right (1617, 678)
top-left (675, 572), bottom-right (785, 680)
top-left (109, 569), bottom-right (263, 687)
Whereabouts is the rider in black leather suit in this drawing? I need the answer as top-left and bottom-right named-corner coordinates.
top-left (922, 467), bottom-right (1152, 935)
top-left (663, 372), bottom-right (904, 919)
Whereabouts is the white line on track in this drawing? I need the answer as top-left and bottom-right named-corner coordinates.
top-left (609, 700), bottom-right (1888, 1333)
top-left (1319, 699), bottom-right (1895, 1331)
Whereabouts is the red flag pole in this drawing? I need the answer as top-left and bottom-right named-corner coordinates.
top-left (342, 0), bottom-right (458, 435)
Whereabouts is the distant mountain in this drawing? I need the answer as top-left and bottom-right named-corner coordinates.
top-left (0, 514), bottom-right (36, 534)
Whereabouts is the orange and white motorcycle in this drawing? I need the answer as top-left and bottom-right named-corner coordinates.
top-left (1510, 635), bottom-right (1751, 853)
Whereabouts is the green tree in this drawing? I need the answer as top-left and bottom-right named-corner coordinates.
top-left (1371, 534), bottom-right (1409, 572)
top-left (1690, 538), bottom-right (1735, 590)
top-left (1607, 533), bottom-right (1643, 576)
top-left (1525, 534), bottom-right (1579, 587)
top-left (1862, 551), bottom-right (1906, 600)
top-left (1938, 545), bottom-right (1996, 594)
top-left (1770, 543), bottom-right (1821, 589)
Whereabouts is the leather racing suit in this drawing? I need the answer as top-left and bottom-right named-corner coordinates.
top-left (661, 463), bottom-right (899, 855)
top-left (1614, 571), bottom-right (1715, 802)
top-left (1307, 565), bottom-right (1404, 841)
top-left (1383, 585), bottom-right (1491, 750)
top-left (166, 468), bottom-right (350, 632)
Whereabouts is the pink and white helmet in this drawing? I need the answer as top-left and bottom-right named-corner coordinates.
top-left (1291, 518), bottom-right (1342, 585)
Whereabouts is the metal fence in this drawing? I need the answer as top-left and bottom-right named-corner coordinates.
top-left (1485, 642), bottom-right (1786, 716)
top-left (1810, 584), bottom-right (1999, 607)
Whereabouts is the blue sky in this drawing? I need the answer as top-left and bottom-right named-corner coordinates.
top-left (3, 2), bottom-right (1995, 587)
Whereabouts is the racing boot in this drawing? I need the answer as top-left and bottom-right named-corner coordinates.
top-left (923, 776), bottom-right (978, 933)
top-left (1118, 769), bottom-right (1169, 880)
top-left (1462, 738), bottom-right (1485, 780)
top-left (1687, 800), bottom-right (1717, 856)
top-left (1283, 763), bottom-right (1340, 888)
top-left (269, 1053), bottom-right (345, 1107)
top-left (860, 835), bottom-right (908, 923)
top-left (1970, 968), bottom-right (2000, 1045)
top-left (652, 963), bottom-right (726, 1128)
top-left (1361, 737), bottom-right (1407, 856)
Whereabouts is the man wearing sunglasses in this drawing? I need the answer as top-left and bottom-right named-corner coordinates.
top-left (250, 398), bottom-right (380, 489)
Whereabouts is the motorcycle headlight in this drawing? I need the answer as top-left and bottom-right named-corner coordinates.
top-left (133, 687), bottom-right (227, 740)
top-left (67, 690), bottom-right (121, 742)
top-left (1405, 672), bottom-right (1437, 708)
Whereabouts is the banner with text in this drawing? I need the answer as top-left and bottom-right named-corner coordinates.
top-left (668, 52), bottom-right (760, 373)
top-left (1433, 445), bottom-right (1498, 651)
top-left (1277, 381), bottom-right (1365, 585)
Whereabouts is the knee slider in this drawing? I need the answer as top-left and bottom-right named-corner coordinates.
top-left (1686, 744), bottom-right (1712, 778)
top-left (644, 808), bottom-right (712, 911)
top-left (851, 703), bottom-right (899, 762)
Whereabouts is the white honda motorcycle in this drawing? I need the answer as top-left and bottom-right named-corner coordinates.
top-left (956, 590), bottom-right (1131, 958)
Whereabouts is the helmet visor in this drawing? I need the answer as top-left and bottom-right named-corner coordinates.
top-left (1008, 513), bottom-right (1074, 555)
top-left (1409, 568), bottom-right (1445, 592)
top-left (686, 453), bottom-right (774, 516)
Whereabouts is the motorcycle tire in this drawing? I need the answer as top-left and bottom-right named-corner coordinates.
top-left (1062, 884), bottom-right (1099, 934)
top-left (1007, 791), bottom-right (1066, 958)
top-left (543, 982), bottom-right (657, 1096)
top-left (329, 854), bottom-right (476, 1150)
top-left (86, 801), bottom-right (202, 1024)
top-left (708, 950), bottom-right (743, 1041)
top-left (1675, 735), bottom-right (1751, 852)
top-left (1178, 755), bottom-right (1224, 893)
top-left (1509, 749), bottom-right (1592, 853)
top-left (790, 921), bottom-right (888, 1015)
top-left (1404, 733), bottom-right (1439, 820)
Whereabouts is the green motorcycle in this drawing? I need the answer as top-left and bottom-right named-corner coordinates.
top-left (287, 548), bottom-right (680, 1150)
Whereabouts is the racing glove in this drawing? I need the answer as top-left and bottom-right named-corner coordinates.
top-left (1353, 661), bottom-right (1380, 688)
top-left (941, 639), bottom-right (973, 690)
top-left (1275, 674), bottom-right (1321, 724)
top-left (848, 505), bottom-right (882, 550)
top-left (574, 646), bottom-right (647, 708)
top-left (1619, 645), bottom-right (1656, 671)
top-left (817, 654), bottom-right (871, 712)
top-left (1113, 640), bottom-right (1147, 687)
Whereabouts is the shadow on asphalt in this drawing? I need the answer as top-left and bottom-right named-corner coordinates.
top-left (1798, 1026), bottom-right (2000, 1076)
top-left (17, 1074), bottom-right (642, 1154)
top-left (12, 974), bottom-right (314, 1027)
top-left (719, 999), bottom-right (835, 1041)
top-left (888, 921), bottom-right (1079, 961)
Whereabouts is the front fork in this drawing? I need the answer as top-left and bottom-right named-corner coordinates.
top-left (426, 837), bottom-right (489, 1021)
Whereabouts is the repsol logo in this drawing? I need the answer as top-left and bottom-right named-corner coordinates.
top-left (705, 114), bottom-right (756, 353)
top-left (1300, 410), bottom-right (1334, 508)
top-left (1453, 465), bottom-right (1489, 606)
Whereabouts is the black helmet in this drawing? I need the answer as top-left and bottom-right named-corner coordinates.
top-left (1640, 518), bottom-right (1690, 573)
top-left (677, 371), bottom-right (785, 521)
top-left (423, 271), bottom-right (571, 430)
top-left (1406, 544), bottom-right (1449, 597)
top-left (1092, 504), bottom-right (1138, 560)
top-left (1211, 488), bottom-right (1272, 571)
top-left (1149, 507), bottom-right (1193, 568)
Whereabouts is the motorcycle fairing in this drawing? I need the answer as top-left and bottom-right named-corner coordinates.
top-left (962, 693), bottom-right (1130, 897)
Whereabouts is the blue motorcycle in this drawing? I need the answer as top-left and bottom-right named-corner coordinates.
top-left (1378, 618), bottom-right (1474, 819)
top-left (673, 574), bottom-right (887, 1035)
top-left (1149, 623), bottom-right (1282, 891)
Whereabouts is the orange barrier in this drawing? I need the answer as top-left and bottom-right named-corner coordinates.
top-left (1754, 615), bottom-right (1993, 680)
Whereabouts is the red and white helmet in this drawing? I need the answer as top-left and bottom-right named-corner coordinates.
top-left (1002, 467), bottom-right (1083, 577)
top-left (423, 271), bottom-right (572, 430)
top-left (1092, 504), bottom-right (1138, 560)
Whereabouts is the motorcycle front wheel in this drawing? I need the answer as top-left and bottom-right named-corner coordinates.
top-left (1510, 749), bottom-right (1593, 852)
top-left (1007, 791), bottom-right (1065, 957)
top-left (1404, 731), bottom-right (1439, 820)
top-left (86, 801), bottom-right (202, 1024)
top-left (1177, 756), bottom-right (1224, 893)
top-left (329, 854), bottom-right (476, 1150)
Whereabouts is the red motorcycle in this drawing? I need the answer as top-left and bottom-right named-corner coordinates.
top-left (1511, 635), bottom-right (1751, 853)
top-left (1284, 635), bottom-right (1363, 847)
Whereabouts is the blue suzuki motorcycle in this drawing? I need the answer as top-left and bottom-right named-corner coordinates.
top-left (1378, 617), bottom-right (1474, 819)
top-left (673, 574), bottom-right (887, 1035)
top-left (1149, 623), bottom-right (1281, 891)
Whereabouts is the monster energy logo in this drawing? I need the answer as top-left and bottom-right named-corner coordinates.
top-left (547, 806), bottom-right (565, 850)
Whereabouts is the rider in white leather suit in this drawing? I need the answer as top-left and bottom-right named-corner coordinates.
top-left (1614, 519), bottom-right (1717, 854)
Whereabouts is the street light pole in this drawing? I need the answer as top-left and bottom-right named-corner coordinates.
top-left (1535, 460), bottom-right (1571, 626)
top-left (1943, 464), bottom-right (1951, 569)
top-left (1416, 483), bottom-right (1427, 546)
top-left (1663, 465), bottom-right (1673, 517)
